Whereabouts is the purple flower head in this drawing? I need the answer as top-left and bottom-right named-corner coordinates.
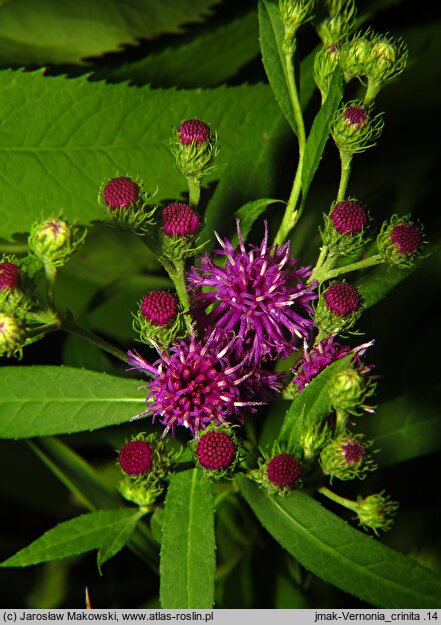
top-left (267, 453), bottom-right (301, 487)
top-left (344, 105), bottom-right (368, 129)
top-left (103, 177), bottom-right (139, 210)
top-left (178, 119), bottom-right (211, 146)
top-left (331, 201), bottom-right (367, 235)
top-left (390, 223), bottom-right (421, 255)
top-left (140, 290), bottom-right (178, 326)
top-left (196, 430), bottom-right (236, 470)
top-left (119, 440), bottom-right (153, 475)
top-left (162, 202), bottom-right (200, 237)
top-left (188, 220), bottom-right (317, 366)
top-left (127, 331), bottom-right (282, 437)
top-left (292, 335), bottom-right (374, 392)
top-left (0, 261), bottom-right (21, 291)
top-left (324, 281), bottom-right (362, 317)
top-left (341, 438), bottom-right (365, 466)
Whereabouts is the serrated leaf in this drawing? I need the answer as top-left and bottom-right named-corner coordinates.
top-left (231, 198), bottom-right (282, 246)
top-left (277, 355), bottom-right (353, 454)
top-left (238, 478), bottom-right (441, 608)
top-left (97, 508), bottom-right (146, 571)
top-left (0, 0), bottom-right (218, 66)
top-left (0, 366), bottom-right (146, 439)
top-left (301, 68), bottom-right (343, 198)
top-left (0, 70), bottom-right (284, 241)
top-left (0, 508), bottom-right (138, 567)
top-left (160, 470), bottom-right (215, 608)
top-left (108, 11), bottom-right (259, 88)
top-left (362, 388), bottom-right (441, 466)
top-left (258, 0), bottom-right (297, 134)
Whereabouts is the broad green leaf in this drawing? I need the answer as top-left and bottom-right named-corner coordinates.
top-left (160, 470), bottom-right (215, 608)
top-left (97, 508), bottom-right (146, 571)
top-left (0, 70), bottom-right (284, 241)
top-left (0, 366), bottom-right (146, 438)
top-left (231, 198), bottom-right (282, 245)
top-left (258, 0), bottom-right (297, 134)
top-left (277, 355), bottom-right (353, 454)
top-left (0, 508), bottom-right (139, 567)
top-left (362, 388), bottom-right (441, 466)
top-left (0, 0), bottom-right (218, 66)
top-left (108, 11), bottom-right (259, 88)
top-left (301, 68), bottom-right (343, 198)
top-left (238, 478), bottom-right (441, 608)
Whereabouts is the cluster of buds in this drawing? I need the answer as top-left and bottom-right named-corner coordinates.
top-left (189, 424), bottom-right (242, 480)
top-left (279, 0), bottom-right (315, 53)
top-left (314, 280), bottom-right (363, 334)
top-left (117, 433), bottom-right (176, 507)
top-left (170, 119), bottom-right (219, 191)
top-left (331, 101), bottom-right (384, 154)
top-left (316, 0), bottom-right (356, 48)
top-left (99, 175), bottom-right (157, 232)
top-left (377, 215), bottom-right (425, 268)
top-left (319, 432), bottom-right (376, 481)
top-left (28, 216), bottom-right (86, 268)
top-left (133, 289), bottom-right (187, 348)
top-left (320, 199), bottom-right (369, 256)
top-left (252, 444), bottom-right (302, 496)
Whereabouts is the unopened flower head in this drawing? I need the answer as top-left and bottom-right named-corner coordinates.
top-left (28, 217), bottom-right (86, 267)
top-left (267, 453), bottom-right (301, 488)
top-left (355, 491), bottom-right (399, 534)
top-left (178, 119), bottom-right (211, 146)
top-left (119, 440), bottom-right (153, 475)
top-left (279, 0), bottom-right (314, 52)
top-left (171, 119), bottom-right (219, 180)
top-left (331, 200), bottom-right (367, 234)
top-left (140, 291), bottom-right (178, 327)
top-left (127, 332), bottom-right (282, 437)
top-left (377, 215), bottom-right (425, 267)
top-left (188, 220), bottom-right (317, 366)
top-left (191, 424), bottom-right (241, 478)
top-left (315, 281), bottom-right (363, 334)
top-left (331, 101), bottom-right (384, 154)
top-left (162, 202), bottom-right (200, 237)
top-left (329, 365), bottom-right (376, 417)
top-left (0, 261), bottom-right (21, 292)
top-left (320, 433), bottom-right (376, 481)
top-left (0, 313), bottom-right (25, 358)
top-left (103, 176), bottom-right (139, 210)
top-left (313, 45), bottom-right (340, 104)
top-left (316, 0), bottom-right (356, 47)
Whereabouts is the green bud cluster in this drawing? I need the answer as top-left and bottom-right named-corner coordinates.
top-left (279, 0), bottom-right (314, 53)
top-left (316, 0), bottom-right (356, 47)
top-left (28, 216), bottom-right (86, 268)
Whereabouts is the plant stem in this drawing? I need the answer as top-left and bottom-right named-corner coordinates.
top-left (187, 175), bottom-right (201, 209)
top-left (316, 253), bottom-right (384, 282)
top-left (44, 262), bottom-right (58, 311)
top-left (336, 149), bottom-right (352, 202)
top-left (318, 485), bottom-right (357, 512)
top-left (61, 319), bottom-right (128, 364)
top-left (364, 78), bottom-right (381, 105)
top-left (274, 53), bottom-right (307, 246)
top-left (26, 322), bottom-right (60, 339)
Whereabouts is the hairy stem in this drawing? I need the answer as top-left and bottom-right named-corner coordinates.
top-left (187, 175), bottom-right (201, 209)
top-left (336, 150), bottom-right (352, 202)
top-left (315, 253), bottom-right (384, 282)
top-left (44, 263), bottom-right (58, 311)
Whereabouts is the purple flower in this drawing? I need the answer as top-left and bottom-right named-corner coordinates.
top-left (187, 220), bottom-right (317, 365)
top-left (292, 335), bottom-right (374, 392)
top-left (128, 331), bottom-right (283, 436)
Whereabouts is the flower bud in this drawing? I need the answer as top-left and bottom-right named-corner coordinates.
top-left (133, 290), bottom-right (187, 349)
top-left (331, 101), bottom-right (384, 154)
top-left (320, 432), bottom-right (376, 481)
top-left (119, 440), bottom-right (153, 476)
top-left (329, 365), bottom-right (376, 418)
top-left (28, 217), bottom-right (86, 267)
top-left (141, 291), bottom-right (178, 327)
top-left (190, 425), bottom-right (241, 479)
top-left (0, 312), bottom-right (26, 358)
top-left (170, 119), bottom-right (219, 182)
top-left (316, 0), bottom-right (356, 47)
top-left (162, 202), bottom-right (200, 238)
top-left (320, 199), bottom-right (369, 256)
top-left (367, 35), bottom-right (408, 84)
top-left (98, 175), bottom-right (156, 232)
top-left (279, 0), bottom-right (314, 52)
top-left (313, 46), bottom-right (340, 104)
top-left (315, 281), bottom-right (363, 334)
top-left (377, 215), bottom-right (425, 268)
top-left (0, 261), bottom-right (20, 292)
top-left (355, 491), bottom-right (399, 534)
top-left (267, 453), bottom-right (302, 488)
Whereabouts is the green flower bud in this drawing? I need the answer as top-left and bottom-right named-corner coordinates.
top-left (329, 366), bottom-right (376, 416)
top-left (313, 46), bottom-right (341, 104)
top-left (339, 34), bottom-right (373, 82)
top-left (314, 280), bottom-right (363, 335)
top-left (28, 216), bottom-right (86, 268)
top-left (279, 0), bottom-right (314, 53)
top-left (368, 35), bottom-right (408, 83)
top-left (330, 101), bottom-right (384, 154)
top-left (355, 491), bottom-right (399, 534)
top-left (251, 443), bottom-right (302, 496)
top-left (377, 215), bottom-right (426, 268)
top-left (189, 424), bottom-right (242, 481)
top-left (170, 119), bottom-right (219, 184)
top-left (301, 421), bottom-right (333, 462)
top-left (320, 432), bottom-right (376, 481)
top-left (98, 175), bottom-right (157, 233)
top-left (316, 0), bottom-right (356, 47)
top-left (0, 312), bottom-right (26, 358)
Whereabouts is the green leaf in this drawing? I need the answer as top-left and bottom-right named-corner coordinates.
top-left (258, 0), bottom-right (297, 134)
top-left (0, 70), bottom-right (284, 241)
top-left (362, 388), bottom-right (441, 466)
top-left (301, 68), bottom-right (343, 198)
top-left (277, 355), bottom-right (353, 454)
top-left (1, 508), bottom-right (139, 567)
top-left (160, 470), bottom-right (215, 608)
top-left (238, 478), bottom-right (441, 608)
top-left (97, 508), bottom-right (146, 571)
top-left (0, 366), bottom-right (146, 438)
top-left (231, 198), bottom-right (282, 245)
top-left (0, 0), bottom-right (218, 66)
top-left (107, 11), bottom-right (259, 88)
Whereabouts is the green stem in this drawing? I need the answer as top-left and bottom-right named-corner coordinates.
top-left (318, 486), bottom-right (358, 512)
top-left (336, 149), bottom-right (352, 202)
top-left (364, 78), bottom-right (381, 105)
top-left (316, 253), bottom-right (384, 282)
top-left (44, 263), bottom-right (58, 311)
top-left (274, 53), bottom-right (307, 246)
top-left (26, 322), bottom-right (60, 339)
top-left (187, 175), bottom-right (201, 209)
top-left (61, 319), bottom-right (128, 364)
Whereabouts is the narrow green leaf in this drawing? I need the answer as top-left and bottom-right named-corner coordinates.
top-left (160, 470), bottom-right (215, 608)
top-left (1, 508), bottom-right (138, 567)
top-left (97, 509), bottom-right (146, 571)
top-left (0, 70), bottom-right (283, 241)
top-left (231, 198), bottom-right (282, 245)
top-left (0, 0), bottom-right (218, 66)
top-left (238, 478), bottom-right (441, 608)
top-left (258, 0), bottom-right (297, 134)
top-left (108, 11), bottom-right (259, 88)
top-left (362, 388), bottom-right (441, 466)
top-left (0, 366), bottom-right (146, 438)
top-left (301, 68), bottom-right (343, 197)
top-left (277, 355), bottom-right (353, 454)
